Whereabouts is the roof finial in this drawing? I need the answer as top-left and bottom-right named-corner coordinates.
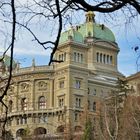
top-left (85, 11), bottom-right (95, 23)
top-left (32, 58), bottom-right (35, 67)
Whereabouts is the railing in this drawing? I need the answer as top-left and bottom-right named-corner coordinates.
top-left (14, 65), bottom-right (54, 74)
top-left (6, 107), bottom-right (66, 117)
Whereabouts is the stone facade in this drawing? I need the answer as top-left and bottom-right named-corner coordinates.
top-left (126, 72), bottom-right (140, 95)
top-left (0, 12), bottom-right (123, 139)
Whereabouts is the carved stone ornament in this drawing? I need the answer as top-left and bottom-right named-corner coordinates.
top-left (20, 83), bottom-right (29, 92)
top-left (8, 86), bottom-right (14, 92)
top-left (38, 81), bottom-right (47, 90)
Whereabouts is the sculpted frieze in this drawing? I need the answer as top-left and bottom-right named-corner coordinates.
top-left (20, 82), bottom-right (30, 92)
top-left (37, 81), bottom-right (47, 90)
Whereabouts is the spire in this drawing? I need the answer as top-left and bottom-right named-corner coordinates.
top-left (85, 11), bottom-right (95, 23)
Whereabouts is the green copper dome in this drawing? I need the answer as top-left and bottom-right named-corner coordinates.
top-left (0, 55), bottom-right (16, 68)
top-left (59, 12), bottom-right (115, 44)
top-left (59, 28), bottom-right (84, 44)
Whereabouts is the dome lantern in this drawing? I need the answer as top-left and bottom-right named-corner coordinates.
top-left (85, 11), bottom-right (95, 23)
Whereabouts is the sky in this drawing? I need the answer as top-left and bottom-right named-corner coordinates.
top-left (0, 6), bottom-right (140, 77)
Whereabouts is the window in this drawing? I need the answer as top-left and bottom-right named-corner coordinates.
top-left (58, 53), bottom-right (67, 62)
top-left (74, 113), bottom-right (78, 121)
top-left (93, 102), bottom-right (96, 111)
top-left (88, 100), bottom-right (90, 110)
top-left (22, 116), bottom-right (27, 124)
top-left (103, 54), bottom-right (106, 63)
top-left (9, 100), bottom-right (13, 112)
top-left (93, 89), bottom-right (96, 95)
top-left (107, 55), bottom-right (109, 64)
top-left (110, 56), bottom-right (113, 64)
top-left (64, 53), bottom-right (66, 61)
top-left (74, 52), bottom-right (76, 61)
top-left (73, 52), bottom-right (84, 63)
top-left (81, 54), bottom-right (83, 62)
top-left (88, 88), bottom-right (90, 94)
top-left (75, 80), bottom-right (81, 89)
top-left (59, 55), bottom-right (61, 61)
top-left (38, 96), bottom-right (46, 109)
top-left (100, 53), bottom-right (102, 63)
top-left (75, 98), bottom-right (81, 108)
top-left (96, 53), bottom-right (113, 65)
top-left (59, 81), bottom-right (64, 88)
top-left (96, 52), bottom-right (99, 62)
top-left (21, 98), bottom-right (27, 111)
top-left (58, 98), bottom-right (64, 107)
top-left (77, 53), bottom-right (80, 62)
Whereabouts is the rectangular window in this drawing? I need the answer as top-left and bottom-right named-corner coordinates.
top-left (58, 98), bottom-right (64, 107)
top-left (75, 98), bottom-right (81, 108)
top-left (88, 88), bottom-right (90, 94)
top-left (88, 100), bottom-right (90, 110)
top-left (93, 102), bottom-right (96, 111)
top-left (59, 81), bottom-right (64, 88)
top-left (75, 80), bottom-right (81, 89)
top-left (93, 89), bottom-right (96, 95)
top-left (74, 113), bottom-right (78, 121)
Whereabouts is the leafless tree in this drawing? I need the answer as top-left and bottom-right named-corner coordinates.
top-left (0, 0), bottom-right (16, 135)
top-left (0, 0), bottom-right (140, 136)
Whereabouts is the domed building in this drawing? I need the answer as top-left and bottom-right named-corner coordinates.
top-left (0, 12), bottom-right (123, 139)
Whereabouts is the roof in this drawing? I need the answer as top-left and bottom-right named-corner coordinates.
top-left (126, 72), bottom-right (140, 81)
top-left (59, 12), bottom-right (116, 44)
top-left (0, 55), bottom-right (16, 68)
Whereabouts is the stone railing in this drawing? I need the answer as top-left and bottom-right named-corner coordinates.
top-left (14, 65), bottom-right (54, 74)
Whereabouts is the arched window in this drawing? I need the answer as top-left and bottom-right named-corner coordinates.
top-left (74, 52), bottom-right (76, 62)
top-left (96, 52), bottom-right (99, 62)
top-left (110, 56), bottom-right (113, 64)
top-left (64, 52), bottom-right (66, 61)
top-left (81, 54), bottom-right (83, 63)
top-left (57, 125), bottom-right (64, 133)
top-left (38, 96), bottom-right (46, 109)
top-left (16, 129), bottom-right (26, 137)
top-left (62, 54), bottom-right (64, 61)
top-left (79, 98), bottom-right (81, 107)
top-left (107, 55), bottom-right (109, 64)
top-left (59, 55), bottom-right (61, 61)
top-left (22, 116), bottom-right (27, 124)
top-left (75, 126), bottom-right (82, 132)
top-left (9, 100), bottom-right (13, 112)
top-left (100, 53), bottom-right (102, 63)
top-left (103, 54), bottom-right (106, 63)
top-left (34, 127), bottom-right (47, 135)
top-left (77, 53), bottom-right (80, 62)
top-left (21, 98), bottom-right (27, 111)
